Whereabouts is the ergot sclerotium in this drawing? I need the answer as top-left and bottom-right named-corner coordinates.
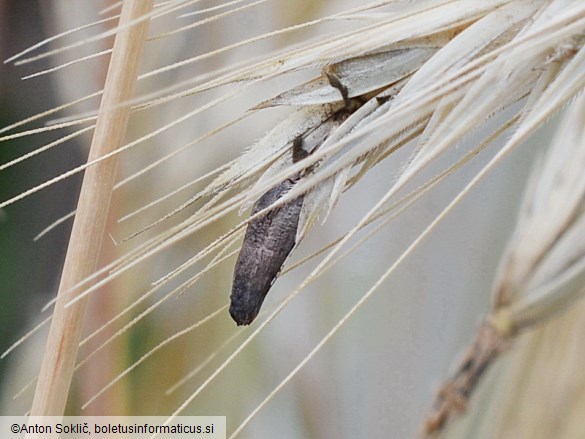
top-left (229, 137), bottom-right (307, 326)
top-left (229, 79), bottom-right (369, 326)
top-left (230, 113), bottom-right (360, 325)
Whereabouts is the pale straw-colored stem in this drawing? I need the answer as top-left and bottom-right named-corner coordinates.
top-left (28, 0), bottom-right (154, 417)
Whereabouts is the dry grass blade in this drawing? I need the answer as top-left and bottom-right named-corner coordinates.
top-left (27, 0), bottom-right (155, 417)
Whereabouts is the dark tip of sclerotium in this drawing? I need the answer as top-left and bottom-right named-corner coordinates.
top-left (229, 303), bottom-right (257, 326)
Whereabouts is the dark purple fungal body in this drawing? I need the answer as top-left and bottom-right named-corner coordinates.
top-left (229, 177), bottom-right (303, 325)
top-left (229, 137), bottom-right (308, 325)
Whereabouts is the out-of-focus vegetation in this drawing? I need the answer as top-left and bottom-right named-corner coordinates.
top-left (0, 0), bottom-right (83, 402)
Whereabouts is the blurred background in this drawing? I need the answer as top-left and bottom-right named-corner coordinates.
top-left (0, 0), bottom-right (84, 410)
top-left (0, 1), bottom-right (548, 438)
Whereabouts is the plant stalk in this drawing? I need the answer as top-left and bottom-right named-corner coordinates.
top-left (29, 0), bottom-right (154, 417)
